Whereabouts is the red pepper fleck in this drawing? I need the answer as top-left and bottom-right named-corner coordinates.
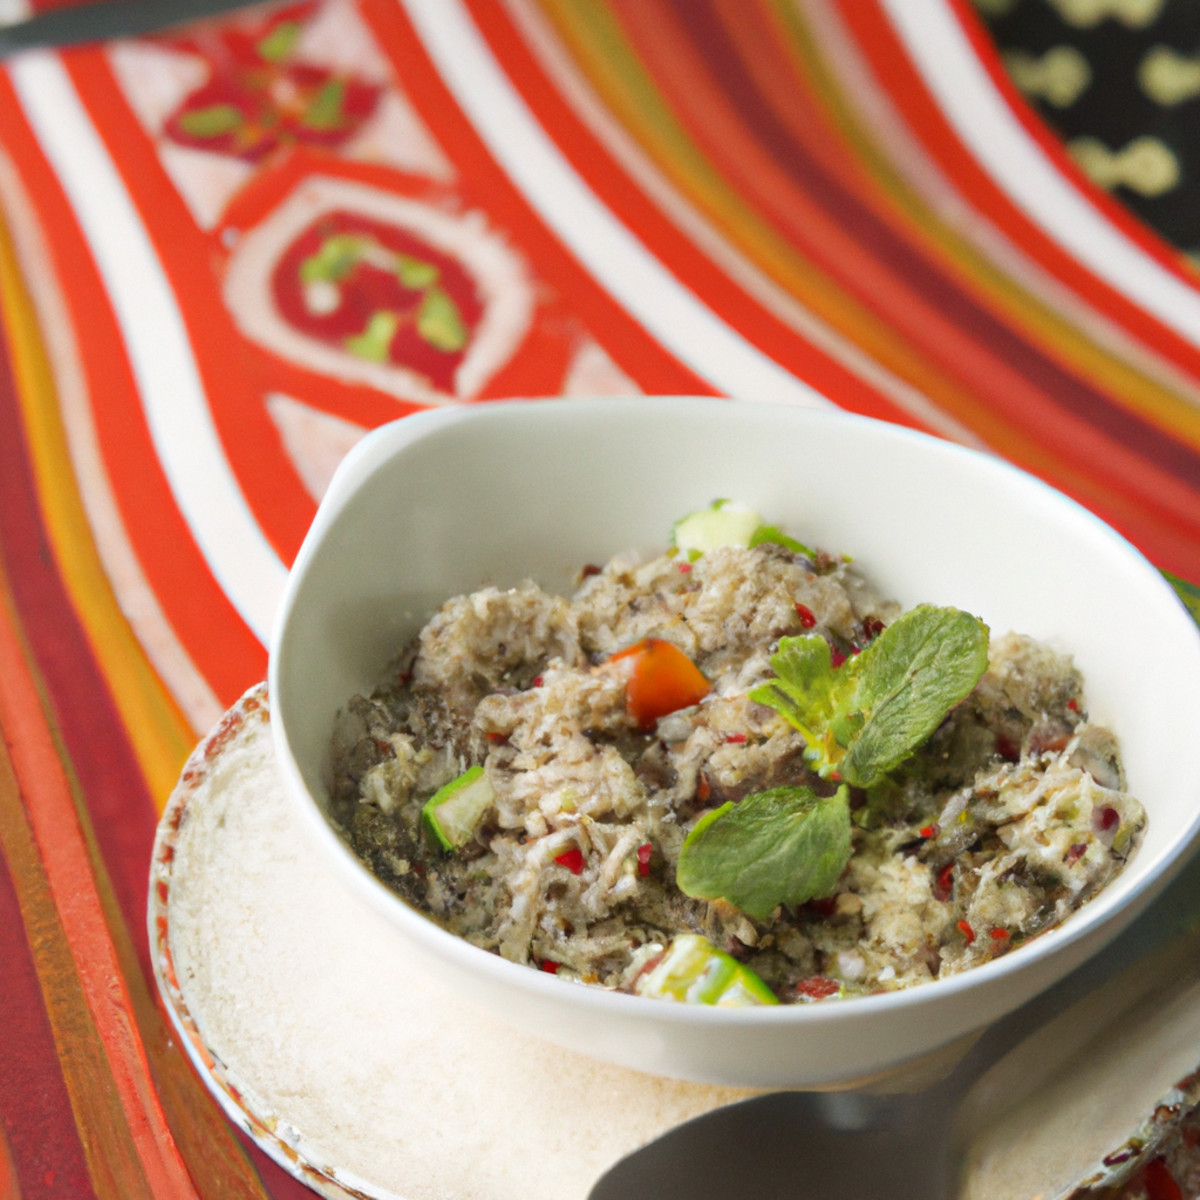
top-left (829, 646), bottom-right (847, 668)
top-left (581, 563), bottom-right (602, 577)
top-left (540, 960), bottom-right (561, 974)
top-left (1094, 805), bottom-right (1120, 833)
top-left (531, 676), bottom-right (544, 688)
top-left (934, 863), bottom-right (954, 901)
top-left (555, 847), bottom-right (586, 875)
top-left (1029, 729), bottom-right (1069, 755)
top-left (995, 733), bottom-right (1020, 761)
top-left (989, 928), bottom-right (1010, 941)
top-left (725, 732), bottom-right (748, 744)
top-left (486, 732), bottom-right (506, 742)
top-left (1067, 698), bottom-right (1080, 713)
top-left (795, 603), bottom-right (817, 629)
top-left (1065, 842), bottom-right (1088, 865)
top-left (795, 976), bottom-right (841, 1000)
top-left (919, 823), bottom-right (940, 839)
top-left (678, 561), bottom-right (693, 573)
top-left (636, 843), bottom-right (653, 876)
top-left (957, 920), bottom-right (976, 945)
top-left (696, 774), bottom-right (711, 802)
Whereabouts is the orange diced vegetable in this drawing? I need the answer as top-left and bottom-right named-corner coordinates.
top-left (611, 637), bottom-right (711, 729)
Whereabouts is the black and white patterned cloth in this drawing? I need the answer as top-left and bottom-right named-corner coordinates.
top-left (974, 0), bottom-right (1200, 259)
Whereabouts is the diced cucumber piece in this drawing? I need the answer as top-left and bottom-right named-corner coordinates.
top-left (634, 934), bottom-right (777, 1006)
top-left (671, 500), bottom-right (763, 558)
top-left (422, 766), bottom-right (494, 851)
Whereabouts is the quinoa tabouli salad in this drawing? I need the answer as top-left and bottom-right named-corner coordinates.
top-left (329, 501), bottom-right (1145, 1007)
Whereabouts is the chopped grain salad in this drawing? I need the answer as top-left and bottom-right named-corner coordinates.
top-left (329, 502), bottom-right (1145, 1006)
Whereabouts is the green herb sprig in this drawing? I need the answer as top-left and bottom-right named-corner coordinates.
top-left (676, 605), bottom-right (989, 918)
top-left (750, 604), bottom-right (989, 787)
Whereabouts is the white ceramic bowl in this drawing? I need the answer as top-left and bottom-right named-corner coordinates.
top-left (269, 397), bottom-right (1200, 1088)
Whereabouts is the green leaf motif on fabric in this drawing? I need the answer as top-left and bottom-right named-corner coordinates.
top-left (395, 254), bottom-right (441, 289)
top-left (345, 311), bottom-right (400, 362)
top-left (303, 79), bottom-right (347, 131)
top-left (177, 104), bottom-right (243, 139)
top-left (299, 233), bottom-right (371, 284)
top-left (256, 20), bottom-right (302, 63)
top-left (417, 286), bottom-right (469, 352)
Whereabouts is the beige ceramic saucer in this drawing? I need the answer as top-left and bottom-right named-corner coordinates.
top-left (149, 684), bottom-right (759, 1200)
top-left (151, 684), bottom-right (1200, 1199)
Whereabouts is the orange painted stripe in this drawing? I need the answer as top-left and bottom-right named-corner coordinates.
top-left (0, 1120), bottom-right (20, 1200)
top-left (510, 0), bottom-right (1025, 434)
top-left (0, 707), bottom-right (157, 1199)
top-left (0, 560), bottom-right (200, 1200)
top-left (737, 0), bottom-right (1200, 455)
top-left (0, 678), bottom-right (268, 1200)
top-left (0, 242), bottom-right (275, 1196)
top-left (64, 51), bottom-right (323, 571)
top-left (0, 75), bottom-right (267, 709)
top-left (0, 172), bottom-right (196, 806)
top-left (360, 0), bottom-right (718, 397)
top-left (521, 0), bottom-right (1184, 475)
top-left (604, 0), bottom-right (1200, 504)
top-left (520, 0), bottom-right (972, 425)
top-left (512, 0), bottom-right (1200, 578)
top-left (837, 0), bottom-right (1200, 383)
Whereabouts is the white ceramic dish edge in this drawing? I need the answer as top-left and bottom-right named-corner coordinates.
top-left (269, 397), bottom-right (1200, 1088)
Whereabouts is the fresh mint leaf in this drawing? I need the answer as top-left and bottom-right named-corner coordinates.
top-left (749, 605), bottom-right (989, 787)
top-left (843, 605), bottom-right (989, 783)
top-left (676, 785), bottom-right (851, 921)
top-left (749, 636), bottom-right (854, 775)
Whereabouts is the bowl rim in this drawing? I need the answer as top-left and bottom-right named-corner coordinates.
top-left (269, 395), bottom-right (1200, 1035)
